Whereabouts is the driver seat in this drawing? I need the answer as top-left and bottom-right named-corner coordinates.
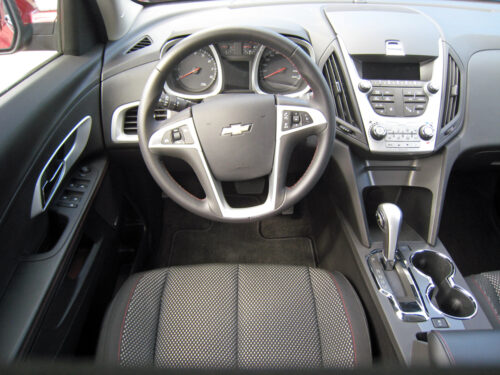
top-left (97, 264), bottom-right (371, 369)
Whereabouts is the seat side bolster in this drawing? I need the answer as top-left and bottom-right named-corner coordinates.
top-left (467, 273), bottom-right (500, 329)
top-left (328, 271), bottom-right (372, 366)
top-left (96, 273), bottom-right (144, 365)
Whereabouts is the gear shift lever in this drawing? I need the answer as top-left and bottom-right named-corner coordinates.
top-left (376, 203), bottom-right (402, 270)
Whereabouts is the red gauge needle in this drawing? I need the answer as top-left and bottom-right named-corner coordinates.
top-left (263, 67), bottom-right (286, 79)
top-left (179, 67), bottom-right (201, 79)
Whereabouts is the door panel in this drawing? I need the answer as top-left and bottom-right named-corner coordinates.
top-left (0, 45), bottom-right (105, 360)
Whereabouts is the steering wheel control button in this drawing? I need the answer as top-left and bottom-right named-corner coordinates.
top-left (419, 124), bottom-right (434, 140)
top-left (172, 129), bottom-right (182, 142)
top-left (159, 126), bottom-right (194, 145)
top-left (282, 110), bottom-right (316, 131)
top-left (370, 124), bottom-right (387, 140)
top-left (301, 112), bottom-right (313, 125)
top-left (180, 126), bottom-right (194, 144)
top-left (282, 111), bottom-right (291, 130)
top-left (161, 132), bottom-right (172, 144)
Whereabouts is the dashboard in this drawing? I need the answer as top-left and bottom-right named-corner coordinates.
top-left (102, 0), bottom-right (500, 159)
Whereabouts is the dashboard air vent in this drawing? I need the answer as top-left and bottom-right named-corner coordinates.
top-left (123, 107), bottom-right (138, 135)
top-left (442, 55), bottom-right (460, 127)
top-left (127, 36), bottom-right (152, 54)
top-left (323, 51), bottom-right (358, 129)
top-left (123, 106), bottom-right (168, 135)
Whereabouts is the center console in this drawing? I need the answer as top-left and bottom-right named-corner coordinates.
top-left (340, 200), bottom-right (493, 365)
top-left (325, 5), bottom-right (463, 155)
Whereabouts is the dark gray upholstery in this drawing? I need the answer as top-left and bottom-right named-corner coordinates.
top-left (97, 264), bottom-right (371, 369)
top-left (428, 330), bottom-right (500, 366)
top-left (466, 271), bottom-right (500, 328)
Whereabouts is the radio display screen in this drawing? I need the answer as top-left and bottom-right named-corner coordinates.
top-left (362, 62), bottom-right (420, 80)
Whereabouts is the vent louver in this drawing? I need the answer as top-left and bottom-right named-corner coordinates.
top-left (127, 36), bottom-right (152, 54)
top-left (442, 55), bottom-right (460, 127)
top-left (123, 106), bottom-right (168, 135)
top-left (322, 51), bottom-right (358, 129)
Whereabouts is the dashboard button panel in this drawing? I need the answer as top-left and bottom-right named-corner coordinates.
top-left (368, 86), bottom-right (428, 117)
top-left (369, 121), bottom-right (436, 151)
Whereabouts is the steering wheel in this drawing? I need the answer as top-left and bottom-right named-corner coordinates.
top-left (137, 26), bottom-right (335, 222)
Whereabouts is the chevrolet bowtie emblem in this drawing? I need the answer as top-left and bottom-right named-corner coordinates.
top-left (221, 123), bottom-right (253, 136)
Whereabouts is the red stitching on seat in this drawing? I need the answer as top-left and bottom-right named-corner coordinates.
top-left (434, 331), bottom-right (456, 365)
top-left (117, 276), bottom-right (144, 363)
top-left (328, 273), bottom-right (358, 367)
top-left (470, 276), bottom-right (500, 324)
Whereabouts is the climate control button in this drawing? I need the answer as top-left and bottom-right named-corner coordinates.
top-left (370, 124), bottom-right (387, 140)
top-left (419, 124), bottom-right (434, 140)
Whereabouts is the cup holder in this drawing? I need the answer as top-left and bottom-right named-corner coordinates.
top-left (411, 250), bottom-right (477, 319)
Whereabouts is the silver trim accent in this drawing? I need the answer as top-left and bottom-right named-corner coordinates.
top-left (367, 249), bottom-right (429, 322)
top-left (376, 203), bottom-right (403, 270)
top-left (111, 102), bottom-right (172, 144)
top-left (31, 116), bottom-right (92, 217)
top-left (251, 38), bottom-right (315, 98)
top-left (148, 104), bottom-right (326, 220)
top-left (410, 250), bottom-right (478, 320)
top-left (336, 36), bottom-right (445, 154)
top-left (111, 101), bottom-right (140, 143)
top-left (164, 45), bottom-right (223, 100)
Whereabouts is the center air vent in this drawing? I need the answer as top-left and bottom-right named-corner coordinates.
top-left (123, 106), bottom-right (168, 135)
top-left (442, 55), bottom-right (460, 127)
top-left (127, 36), bottom-right (152, 54)
top-left (323, 51), bottom-right (359, 129)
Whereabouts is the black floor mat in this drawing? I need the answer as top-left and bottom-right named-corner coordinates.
top-left (156, 199), bottom-right (316, 268)
top-left (439, 171), bottom-right (500, 276)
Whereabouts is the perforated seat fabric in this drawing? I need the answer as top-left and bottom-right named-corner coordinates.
top-left (97, 264), bottom-right (371, 369)
top-left (466, 271), bottom-right (500, 328)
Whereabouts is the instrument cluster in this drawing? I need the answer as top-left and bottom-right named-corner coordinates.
top-left (163, 39), bottom-right (313, 100)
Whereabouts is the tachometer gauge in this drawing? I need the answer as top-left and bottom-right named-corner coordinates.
top-left (172, 48), bottom-right (218, 93)
top-left (258, 48), bottom-right (306, 94)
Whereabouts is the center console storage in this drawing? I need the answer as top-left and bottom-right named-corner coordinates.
top-left (411, 250), bottom-right (477, 319)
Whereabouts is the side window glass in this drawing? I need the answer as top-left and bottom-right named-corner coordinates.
top-left (0, 0), bottom-right (58, 94)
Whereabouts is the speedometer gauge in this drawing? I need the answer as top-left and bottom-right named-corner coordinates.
top-left (172, 48), bottom-right (217, 93)
top-left (258, 49), bottom-right (306, 94)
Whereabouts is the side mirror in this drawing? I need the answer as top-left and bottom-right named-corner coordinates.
top-left (0, 0), bottom-right (32, 54)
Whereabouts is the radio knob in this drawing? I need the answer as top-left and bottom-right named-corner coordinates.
top-left (419, 124), bottom-right (434, 140)
top-left (358, 80), bottom-right (372, 93)
top-left (427, 82), bottom-right (439, 94)
top-left (370, 124), bottom-right (387, 140)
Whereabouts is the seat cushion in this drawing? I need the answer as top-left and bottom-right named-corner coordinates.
top-left (466, 271), bottom-right (500, 328)
top-left (97, 264), bottom-right (371, 369)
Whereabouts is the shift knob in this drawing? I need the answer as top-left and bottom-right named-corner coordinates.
top-left (376, 203), bottom-right (402, 270)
